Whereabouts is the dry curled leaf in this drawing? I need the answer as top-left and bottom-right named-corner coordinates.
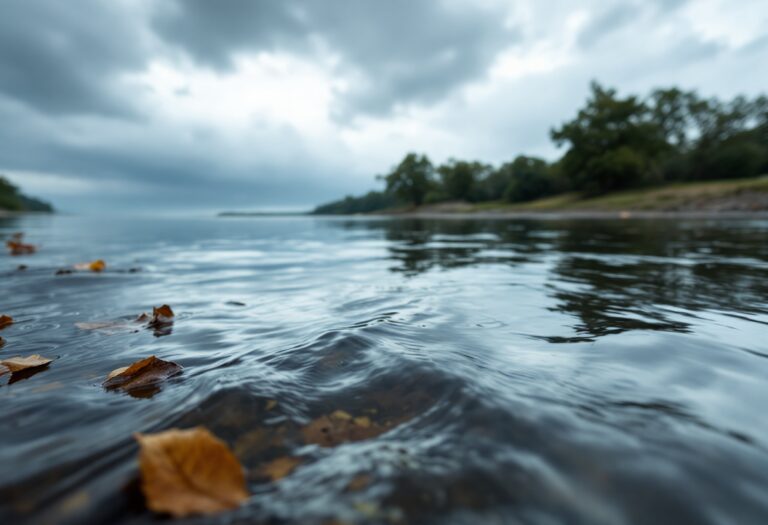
top-left (77, 305), bottom-right (175, 336)
top-left (103, 356), bottom-right (182, 393)
top-left (0, 355), bottom-right (52, 374)
top-left (74, 259), bottom-right (106, 272)
top-left (6, 240), bottom-right (36, 255)
top-left (135, 427), bottom-right (249, 517)
top-left (302, 410), bottom-right (389, 447)
top-left (134, 305), bottom-right (174, 327)
top-left (0, 315), bottom-right (12, 330)
top-left (257, 456), bottom-right (301, 482)
top-left (150, 305), bottom-right (174, 325)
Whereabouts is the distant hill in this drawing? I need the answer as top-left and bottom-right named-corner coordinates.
top-left (0, 175), bottom-right (53, 212)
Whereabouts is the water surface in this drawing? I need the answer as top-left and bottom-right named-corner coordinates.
top-left (1, 214), bottom-right (767, 524)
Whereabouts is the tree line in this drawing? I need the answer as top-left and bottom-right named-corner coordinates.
top-left (0, 176), bottom-right (53, 212)
top-left (313, 82), bottom-right (768, 214)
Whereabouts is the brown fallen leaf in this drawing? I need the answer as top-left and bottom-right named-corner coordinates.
top-left (77, 305), bottom-right (176, 336)
top-left (133, 305), bottom-right (174, 327)
top-left (135, 427), bottom-right (249, 517)
top-left (302, 410), bottom-right (389, 447)
top-left (0, 355), bottom-right (52, 374)
top-left (0, 315), bottom-right (11, 329)
top-left (150, 305), bottom-right (174, 325)
top-left (74, 259), bottom-right (106, 272)
top-left (6, 240), bottom-right (36, 256)
top-left (257, 456), bottom-right (301, 482)
top-left (103, 356), bottom-right (182, 392)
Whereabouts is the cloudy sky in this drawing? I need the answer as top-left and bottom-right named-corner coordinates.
top-left (2, 0), bottom-right (767, 212)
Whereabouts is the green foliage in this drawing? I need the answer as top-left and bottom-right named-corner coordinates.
top-left (0, 175), bottom-right (54, 212)
top-left (697, 139), bottom-right (766, 181)
top-left (551, 82), bottom-right (667, 195)
top-left (436, 160), bottom-right (491, 201)
top-left (0, 176), bottom-right (22, 211)
top-left (502, 156), bottom-right (558, 203)
top-left (313, 191), bottom-right (396, 214)
top-left (316, 82), bottom-right (768, 213)
top-left (383, 153), bottom-right (435, 206)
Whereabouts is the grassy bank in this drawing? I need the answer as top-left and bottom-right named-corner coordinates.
top-left (436, 176), bottom-right (768, 214)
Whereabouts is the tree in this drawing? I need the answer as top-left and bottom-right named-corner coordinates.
top-left (436, 160), bottom-right (491, 201)
top-left (383, 153), bottom-right (435, 206)
top-left (502, 156), bottom-right (557, 203)
top-left (313, 191), bottom-right (396, 214)
top-left (649, 87), bottom-right (696, 148)
top-left (0, 175), bottom-right (53, 212)
top-left (0, 176), bottom-right (22, 211)
top-left (551, 82), bottom-right (667, 194)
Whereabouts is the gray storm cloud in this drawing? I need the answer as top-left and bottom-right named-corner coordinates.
top-left (0, 0), bottom-right (766, 212)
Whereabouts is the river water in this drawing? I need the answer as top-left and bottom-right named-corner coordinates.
top-left (1, 214), bottom-right (767, 524)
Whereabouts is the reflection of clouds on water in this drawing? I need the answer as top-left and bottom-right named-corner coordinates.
top-left (3, 215), bottom-right (768, 524)
top-left (335, 218), bottom-right (768, 341)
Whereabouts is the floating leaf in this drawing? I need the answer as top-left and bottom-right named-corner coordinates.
top-left (0, 355), bottom-right (52, 374)
top-left (103, 356), bottom-right (182, 394)
top-left (74, 259), bottom-right (106, 272)
top-left (77, 305), bottom-right (176, 336)
top-left (6, 240), bottom-right (36, 256)
top-left (302, 410), bottom-right (389, 447)
top-left (0, 336), bottom-right (4, 348)
top-left (135, 427), bottom-right (249, 517)
top-left (257, 456), bottom-right (301, 482)
top-left (0, 315), bottom-right (12, 330)
top-left (150, 305), bottom-right (174, 325)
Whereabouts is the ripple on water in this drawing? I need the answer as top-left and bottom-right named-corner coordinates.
top-left (1, 215), bottom-right (768, 524)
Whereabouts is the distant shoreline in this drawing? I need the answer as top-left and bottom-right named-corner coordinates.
top-left (305, 177), bottom-right (768, 220)
top-left (363, 209), bottom-right (768, 220)
top-left (216, 209), bottom-right (768, 220)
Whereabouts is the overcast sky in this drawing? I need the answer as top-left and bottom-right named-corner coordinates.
top-left (2, 0), bottom-right (767, 212)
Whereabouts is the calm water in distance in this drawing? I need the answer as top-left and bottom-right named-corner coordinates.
top-left (1, 214), bottom-right (768, 524)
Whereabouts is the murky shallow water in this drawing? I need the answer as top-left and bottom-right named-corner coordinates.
top-left (1, 214), bottom-right (768, 524)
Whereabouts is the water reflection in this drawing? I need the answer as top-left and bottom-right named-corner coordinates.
top-left (336, 218), bottom-right (768, 340)
top-left (2, 215), bottom-right (768, 524)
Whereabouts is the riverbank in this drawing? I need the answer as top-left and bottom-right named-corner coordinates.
top-left (372, 177), bottom-right (768, 218)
